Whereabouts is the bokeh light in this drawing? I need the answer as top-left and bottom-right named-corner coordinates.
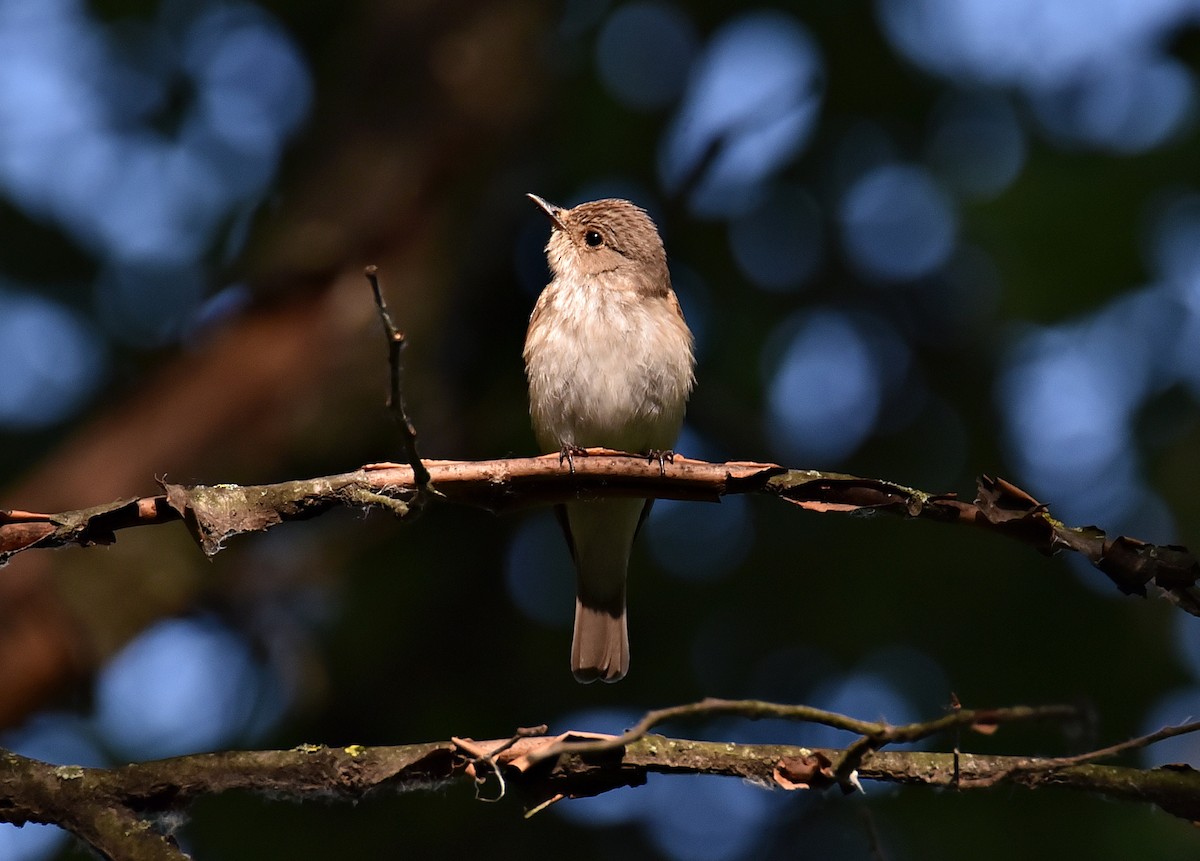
top-left (94, 616), bottom-right (276, 760)
top-left (0, 2), bottom-right (309, 267)
top-left (595, 2), bottom-right (698, 111)
top-left (644, 773), bottom-right (770, 861)
top-left (660, 10), bottom-right (823, 217)
top-left (1029, 53), bottom-right (1193, 152)
top-left (877, 0), bottom-right (1197, 153)
top-left (1147, 191), bottom-right (1200, 394)
top-left (0, 0), bottom-right (310, 408)
top-left (0, 288), bottom-right (105, 429)
top-left (878, 0), bottom-right (1190, 89)
top-left (925, 90), bottom-right (1026, 199)
top-left (839, 163), bottom-right (957, 282)
top-left (995, 286), bottom-right (1183, 535)
top-left (728, 184), bottom-right (824, 291)
top-left (645, 428), bottom-right (752, 580)
top-left (763, 309), bottom-right (911, 464)
top-left (1149, 192), bottom-right (1200, 285)
top-left (183, 4), bottom-right (312, 158)
top-left (505, 514), bottom-right (575, 628)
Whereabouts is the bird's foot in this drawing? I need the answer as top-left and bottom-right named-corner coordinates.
top-left (559, 445), bottom-right (589, 474)
top-left (647, 449), bottom-right (676, 477)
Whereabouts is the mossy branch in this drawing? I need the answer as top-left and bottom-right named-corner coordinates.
top-left (2, 697), bottom-right (1198, 859)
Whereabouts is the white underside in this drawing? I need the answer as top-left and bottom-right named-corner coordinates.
top-left (525, 275), bottom-right (693, 453)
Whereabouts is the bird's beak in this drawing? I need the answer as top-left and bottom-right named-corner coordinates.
top-left (527, 193), bottom-right (568, 231)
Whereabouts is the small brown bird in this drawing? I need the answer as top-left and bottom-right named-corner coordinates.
top-left (524, 194), bottom-right (695, 682)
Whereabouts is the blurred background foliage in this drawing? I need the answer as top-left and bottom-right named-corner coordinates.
top-left (1, 0), bottom-right (1200, 858)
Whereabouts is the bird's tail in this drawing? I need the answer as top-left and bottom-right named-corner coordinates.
top-left (561, 498), bottom-right (647, 683)
top-left (571, 597), bottom-right (628, 684)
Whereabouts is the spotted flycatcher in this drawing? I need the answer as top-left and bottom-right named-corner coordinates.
top-left (524, 194), bottom-right (695, 682)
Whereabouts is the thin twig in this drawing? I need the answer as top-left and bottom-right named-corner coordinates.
top-left (453, 725), bottom-right (549, 803)
top-left (833, 735), bottom-right (880, 785)
top-left (364, 265), bottom-right (432, 499)
top-left (1004, 718), bottom-right (1200, 774)
top-left (830, 697), bottom-right (1088, 785)
top-left (522, 697), bottom-right (1080, 773)
top-left (488, 724), bottom-right (550, 759)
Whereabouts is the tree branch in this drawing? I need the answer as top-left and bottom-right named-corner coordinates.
top-left (2, 454), bottom-right (1196, 615)
top-left (3, 697), bottom-right (1199, 860)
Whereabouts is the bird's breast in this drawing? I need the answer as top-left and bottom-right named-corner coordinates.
top-left (525, 278), bottom-right (694, 453)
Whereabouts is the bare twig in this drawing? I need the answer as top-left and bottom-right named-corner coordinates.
top-left (364, 265), bottom-right (432, 502)
top-left (521, 697), bottom-right (1080, 773)
top-left (989, 718), bottom-right (1200, 777)
top-left (452, 725), bottom-right (549, 803)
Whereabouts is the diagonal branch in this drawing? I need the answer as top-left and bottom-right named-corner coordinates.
top-left (519, 696), bottom-right (1080, 770)
top-left (0, 750), bottom-right (191, 861)
top-left (978, 717), bottom-right (1200, 778)
top-left (1, 454), bottom-right (1197, 615)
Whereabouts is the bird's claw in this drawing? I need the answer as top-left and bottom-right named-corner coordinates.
top-left (558, 445), bottom-right (589, 474)
top-left (647, 449), bottom-right (676, 477)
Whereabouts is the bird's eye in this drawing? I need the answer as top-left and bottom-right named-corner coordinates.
top-left (584, 230), bottom-right (603, 247)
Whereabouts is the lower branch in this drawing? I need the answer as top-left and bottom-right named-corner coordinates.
top-left (2, 698), bottom-right (1199, 859)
